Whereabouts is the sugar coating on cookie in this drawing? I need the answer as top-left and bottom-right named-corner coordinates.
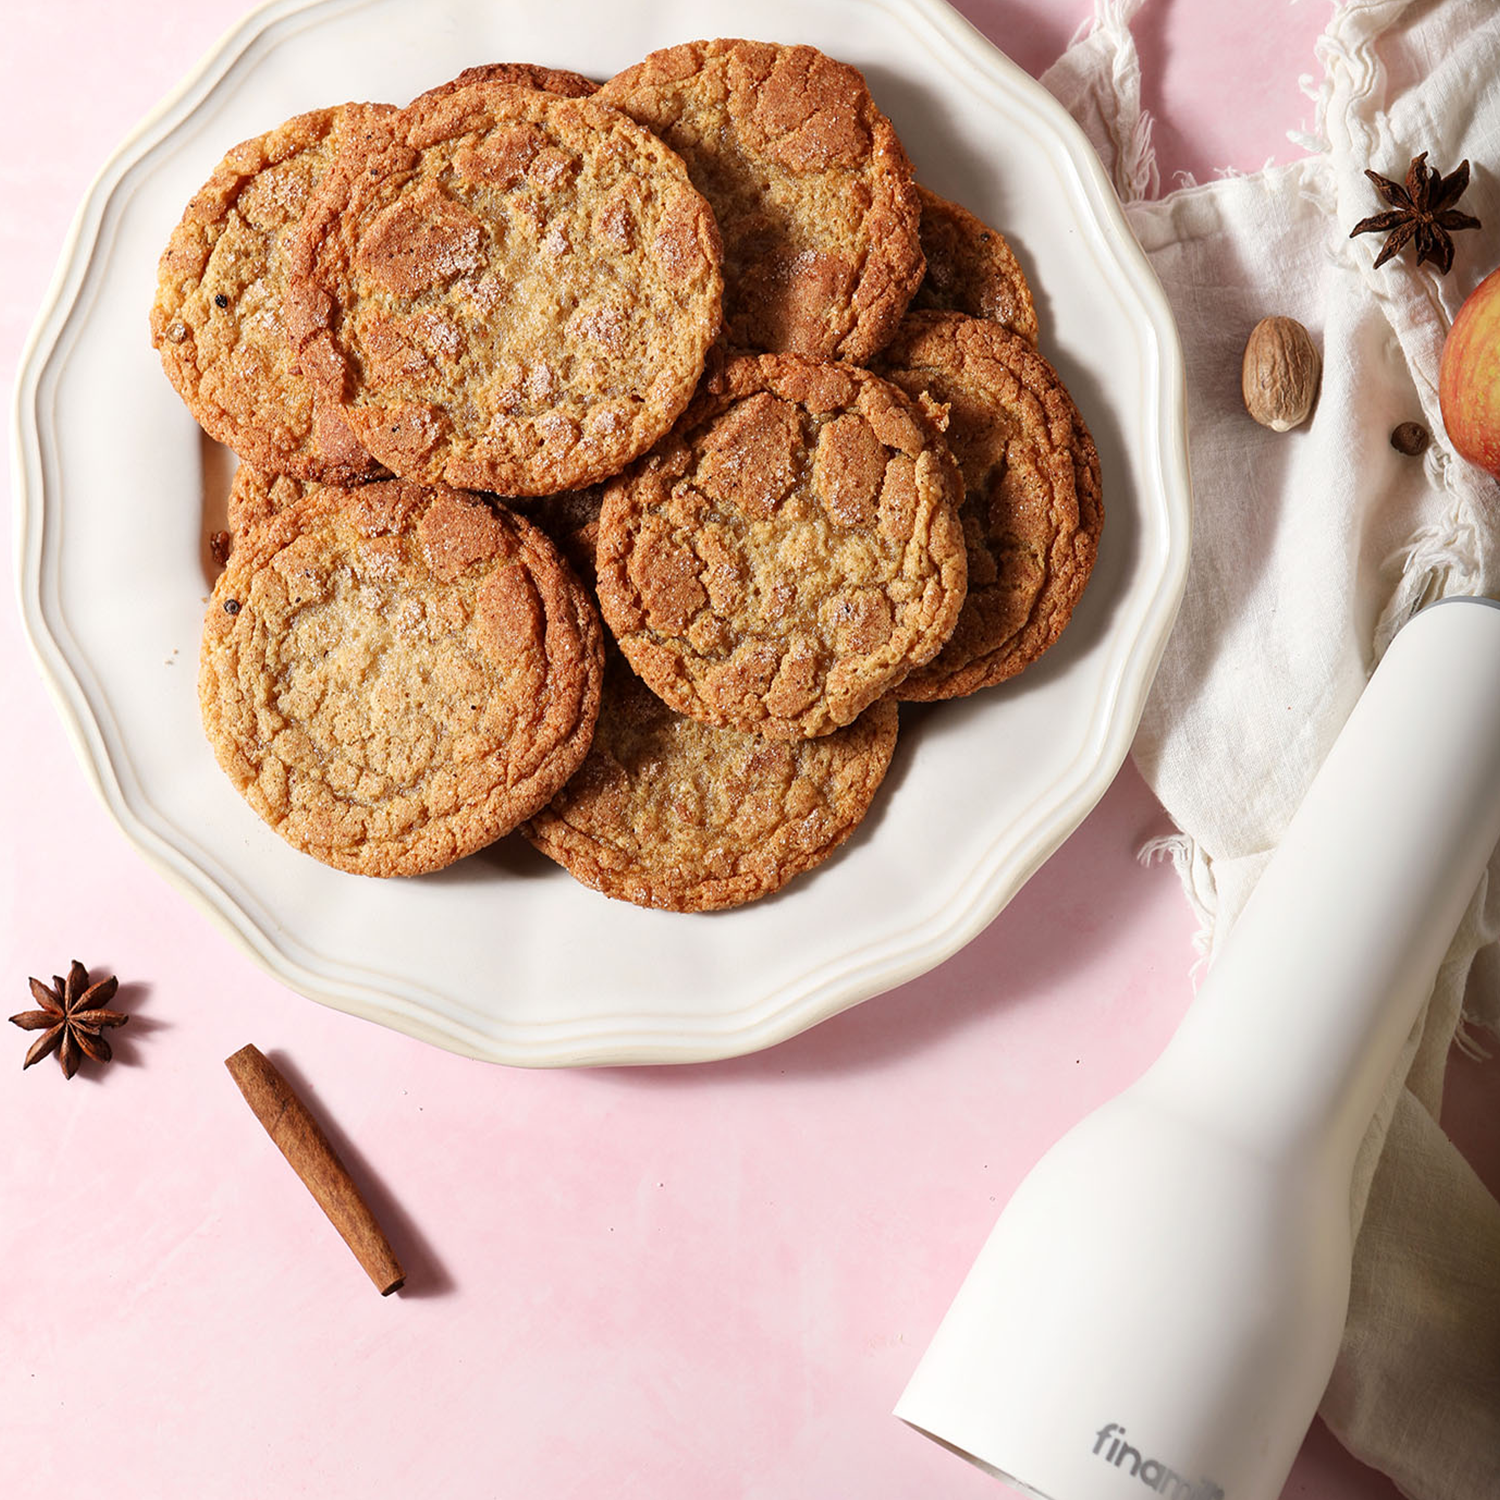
top-left (524, 653), bottom-right (899, 911)
top-left (875, 311), bottom-right (1101, 700)
top-left (151, 105), bottom-right (392, 484)
top-left (599, 38), bottom-right (923, 364)
top-left (912, 186), bottom-right (1039, 345)
top-left (595, 353), bottom-right (966, 739)
top-left (285, 83), bottom-right (724, 496)
top-left (200, 480), bottom-right (603, 876)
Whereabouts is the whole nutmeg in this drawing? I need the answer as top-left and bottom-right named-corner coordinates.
top-left (1242, 316), bottom-right (1321, 431)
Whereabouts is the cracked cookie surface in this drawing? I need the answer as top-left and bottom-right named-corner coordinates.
top-left (524, 651), bottom-right (898, 911)
top-left (200, 479), bottom-right (603, 876)
top-left (875, 311), bottom-right (1101, 699)
top-left (285, 82), bottom-right (723, 496)
top-left (595, 352), bottom-right (966, 739)
top-left (151, 105), bottom-right (392, 484)
top-left (912, 186), bottom-right (1039, 344)
top-left (598, 38), bottom-right (923, 364)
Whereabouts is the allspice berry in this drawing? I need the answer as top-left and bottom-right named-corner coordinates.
top-left (1242, 316), bottom-right (1321, 432)
top-left (1390, 421), bottom-right (1430, 456)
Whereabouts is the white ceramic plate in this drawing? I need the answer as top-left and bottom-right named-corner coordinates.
top-left (13, 0), bottom-right (1189, 1066)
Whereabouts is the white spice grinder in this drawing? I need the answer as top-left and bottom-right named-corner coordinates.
top-left (896, 596), bottom-right (1500, 1500)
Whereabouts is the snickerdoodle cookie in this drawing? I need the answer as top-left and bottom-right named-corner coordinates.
top-left (874, 311), bottom-right (1101, 699)
top-left (912, 186), bottom-right (1039, 344)
top-left (151, 105), bottom-right (393, 485)
top-left (523, 652), bottom-right (899, 911)
top-left (200, 480), bottom-right (603, 876)
top-left (411, 62), bottom-right (599, 105)
top-left (225, 464), bottom-right (312, 537)
top-left (599, 38), bottom-right (923, 363)
top-left (595, 352), bottom-right (966, 739)
top-left (284, 83), bottom-right (723, 495)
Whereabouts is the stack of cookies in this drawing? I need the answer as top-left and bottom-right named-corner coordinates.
top-left (153, 39), bottom-right (1102, 911)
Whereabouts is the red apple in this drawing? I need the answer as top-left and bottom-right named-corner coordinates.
top-left (1440, 264), bottom-right (1500, 480)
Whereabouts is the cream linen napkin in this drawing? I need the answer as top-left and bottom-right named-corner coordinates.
top-left (1040, 2), bottom-right (1500, 1495)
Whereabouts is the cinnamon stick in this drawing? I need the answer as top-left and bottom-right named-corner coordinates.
top-left (225, 1044), bottom-right (405, 1295)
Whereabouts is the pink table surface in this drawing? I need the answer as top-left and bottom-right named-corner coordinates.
top-left (3, 3), bottom-right (1494, 1497)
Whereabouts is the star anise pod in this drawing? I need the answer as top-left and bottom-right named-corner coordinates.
top-left (10, 961), bottom-right (128, 1079)
top-left (1350, 152), bottom-right (1481, 275)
